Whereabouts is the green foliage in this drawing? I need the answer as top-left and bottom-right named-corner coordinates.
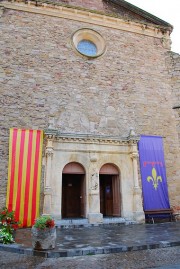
top-left (0, 207), bottom-right (20, 244)
top-left (0, 227), bottom-right (15, 244)
top-left (33, 215), bottom-right (55, 230)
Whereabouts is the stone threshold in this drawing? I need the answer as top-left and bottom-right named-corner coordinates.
top-left (0, 240), bottom-right (179, 258)
top-left (55, 217), bottom-right (131, 228)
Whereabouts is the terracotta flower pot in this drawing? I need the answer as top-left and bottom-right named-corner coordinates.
top-left (31, 226), bottom-right (56, 250)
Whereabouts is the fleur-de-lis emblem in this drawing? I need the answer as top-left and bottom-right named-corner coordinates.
top-left (147, 167), bottom-right (162, 190)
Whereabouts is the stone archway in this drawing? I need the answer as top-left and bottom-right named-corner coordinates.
top-left (99, 163), bottom-right (121, 217)
top-left (62, 162), bottom-right (86, 218)
top-left (43, 130), bottom-right (144, 223)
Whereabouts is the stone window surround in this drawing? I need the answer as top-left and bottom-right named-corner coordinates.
top-left (72, 28), bottom-right (106, 58)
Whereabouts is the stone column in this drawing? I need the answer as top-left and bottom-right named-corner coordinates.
top-left (128, 128), bottom-right (144, 223)
top-left (43, 135), bottom-right (54, 215)
top-left (130, 152), bottom-right (139, 188)
top-left (130, 150), bottom-right (144, 223)
top-left (88, 154), bottom-right (103, 224)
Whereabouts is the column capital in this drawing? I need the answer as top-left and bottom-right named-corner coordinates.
top-left (45, 147), bottom-right (54, 157)
top-left (130, 152), bottom-right (139, 160)
top-left (46, 134), bottom-right (55, 140)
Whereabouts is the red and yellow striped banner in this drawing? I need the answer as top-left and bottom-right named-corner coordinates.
top-left (6, 128), bottom-right (43, 227)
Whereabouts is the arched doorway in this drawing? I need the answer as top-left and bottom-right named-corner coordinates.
top-left (99, 163), bottom-right (121, 217)
top-left (62, 162), bottom-right (86, 218)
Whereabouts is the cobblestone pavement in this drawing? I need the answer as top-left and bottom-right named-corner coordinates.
top-left (0, 222), bottom-right (180, 268)
top-left (13, 222), bottom-right (180, 257)
top-left (0, 246), bottom-right (180, 269)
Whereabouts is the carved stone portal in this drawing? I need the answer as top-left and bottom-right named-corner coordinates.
top-left (43, 129), bottom-right (144, 223)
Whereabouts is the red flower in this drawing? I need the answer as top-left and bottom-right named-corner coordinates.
top-left (12, 224), bottom-right (18, 230)
top-left (6, 217), bottom-right (12, 224)
top-left (1, 210), bottom-right (6, 215)
top-left (46, 219), bottom-right (55, 228)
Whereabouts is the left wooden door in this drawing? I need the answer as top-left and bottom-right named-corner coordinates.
top-left (62, 174), bottom-right (82, 218)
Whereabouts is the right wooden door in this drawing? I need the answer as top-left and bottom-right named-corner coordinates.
top-left (100, 174), bottom-right (120, 217)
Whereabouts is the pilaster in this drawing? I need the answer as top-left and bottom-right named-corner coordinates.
top-left (88, 153), bottom-right (103, 224)
top-left (129, 129), bottom-right (145, 223)
top-left (43, 133), bottom-right (55, 215)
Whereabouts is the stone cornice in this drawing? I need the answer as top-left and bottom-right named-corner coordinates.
top-left (1, 1), bottom-right (171, 44)
top-left (44, 129), bottom-right (140, 145)
top-left (110, 0), bottom-right (172, 28)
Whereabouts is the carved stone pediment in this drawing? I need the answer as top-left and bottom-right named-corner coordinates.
top-left (44, 129), bottom-right (140, 146)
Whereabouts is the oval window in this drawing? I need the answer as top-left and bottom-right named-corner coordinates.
top-left (72, 28), bottom-right (106, 58)
top-left (77, 40), bottom-right (97, 57)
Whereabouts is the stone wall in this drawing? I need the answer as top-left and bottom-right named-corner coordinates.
top-left (0, 7), bottom-right (179, 211)
top-left (46, 0), bottom-right (152, 23)
top-left (166, 51), bottom-right (180, 213)
top-left (56, 0), bottom-right (104, 10)
top-left (169, 52), bottom-right (180, 142)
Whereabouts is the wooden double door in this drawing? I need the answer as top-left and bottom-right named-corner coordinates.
top-left (62, 174), bottom-right (85, 218)
top-left (100, 175), bottom-right (120, 217)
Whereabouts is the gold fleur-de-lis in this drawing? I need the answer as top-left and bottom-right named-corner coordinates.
top-left (147, 168), bottom-right (162, 190)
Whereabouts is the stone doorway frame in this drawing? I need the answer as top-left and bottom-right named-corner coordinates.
top-left (42, 129), bottom-right (145, 223)
top-left (61, 162), bottom-right (86, 219)
top-left (99, 163), bottom-right (121, 217)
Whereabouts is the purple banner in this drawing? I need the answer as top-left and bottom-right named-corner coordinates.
top-left (138, 135), bottom-right (170, 210)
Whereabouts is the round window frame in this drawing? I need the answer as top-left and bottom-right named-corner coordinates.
top-left (72, 28), bottom-right (106, 58)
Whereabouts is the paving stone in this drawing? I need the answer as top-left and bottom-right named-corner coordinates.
top-left (0, 222), bottom-right (179, 259)
top-left (0, 247), bottom-right (179, 269)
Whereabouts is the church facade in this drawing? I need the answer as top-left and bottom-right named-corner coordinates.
top-left (0, 0), bottom-right (179, 224)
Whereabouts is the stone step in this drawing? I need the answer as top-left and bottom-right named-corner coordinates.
top-left (103, 217), bottom-right (126, 224)
top-left (56, 218), bottom-right (88, 226)
top-left (55, 217), bottom-right (128, 228)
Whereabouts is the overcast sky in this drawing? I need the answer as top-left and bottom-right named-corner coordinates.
top-left (127, 0), bottom-right (180, 54)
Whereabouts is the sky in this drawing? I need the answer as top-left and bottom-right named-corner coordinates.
top-left (127, 0), bottom-right (180, 54)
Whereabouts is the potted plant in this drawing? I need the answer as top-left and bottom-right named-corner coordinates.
top-left (31, 215), bottom-right (56, 250)
top-left (0, 207), bottom-right (20, 244)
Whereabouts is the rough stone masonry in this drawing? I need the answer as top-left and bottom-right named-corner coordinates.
top-left (0, 0), bottom-right (179, 214)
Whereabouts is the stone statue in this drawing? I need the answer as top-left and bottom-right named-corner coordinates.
top-left (91, 172), bottom-right (98, 190)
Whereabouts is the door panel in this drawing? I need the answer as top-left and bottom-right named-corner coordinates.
top-left (100, 175), bottom-right (113, 216)
top-left (100, 175), bottom-right (120, 217)
top-left (62, 174), bottom-right (84, 218)
top-left (112, 175), bottom-right (121, 216)
top-left (80, 175), bottom-right (85, 218)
